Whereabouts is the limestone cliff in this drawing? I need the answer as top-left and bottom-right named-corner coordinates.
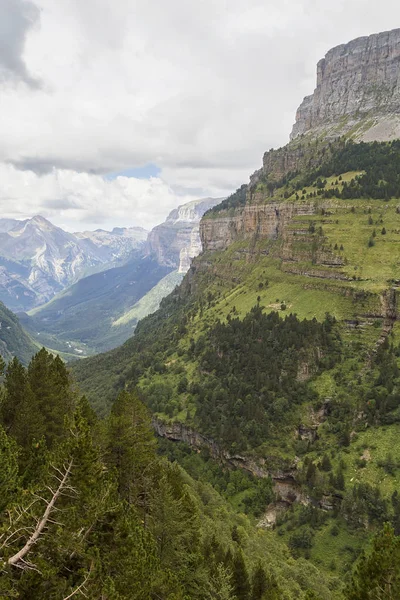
top-left (291, 28), bottom-right (400, 141)
top-left (201, 201), bottom-right (315, 252)
top-left (147, 197), bottom-right (224, 272)
top-left (200, 29), bottom-right (400, 254)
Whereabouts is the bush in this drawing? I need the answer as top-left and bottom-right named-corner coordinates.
top-left (289, 528), bottom-right (314, 550)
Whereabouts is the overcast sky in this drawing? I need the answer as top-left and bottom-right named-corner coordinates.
top-left (1, 0), bottom-right (400, 231)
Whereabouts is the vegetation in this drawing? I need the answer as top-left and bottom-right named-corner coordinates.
top-left (69, 139), bottom-right (400, 594)
top-left (0, 349), bottom-right (343, 599)
top-left (0, 301), bottom-right (38, 365)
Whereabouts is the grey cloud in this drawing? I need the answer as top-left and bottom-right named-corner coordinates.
top-left (43, 197), bottom-right (82, 210)
top-left (0, 0), bottom-right (41, 87)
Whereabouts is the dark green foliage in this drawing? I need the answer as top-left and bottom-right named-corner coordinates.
top-left (0, 301), bottom-right (37, 365)
top-left (346, 524), bottom-right (400, 599)
top-left (289, 527), bottom-right (314, 550)
top-left (3, 353), bottom-right (321, 599)
top-left (301, 140), bottom-right (400, 201)
top-left (206, 184), bottom-right (248, 215)
top-left (232, 550), bottom-right (251, 600)
top-left (321, 454), bottom-right (332, 472)
top-left (189, 307), bottom-right (339, 450)
top-left (106, 390), bottom-right (156, 504)
top-left (157, 438), bottom-right (274, 516)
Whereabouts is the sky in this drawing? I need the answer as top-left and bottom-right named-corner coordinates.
top-left (1, 0), bottom-right (400, 231)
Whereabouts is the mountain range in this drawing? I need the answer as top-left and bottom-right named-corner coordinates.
top-left (3, 27), bottom-right (400, 598)
top-left (0, 197), bottom-right (223, 356)
top-left (0, 215), bottom-right (148, 312)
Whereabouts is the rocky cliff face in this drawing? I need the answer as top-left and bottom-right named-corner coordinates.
top-left (153, 417), bottom-right (307, 510)
top-left (75, 226), bottom-right (148, 262)
top-left (201, 201), bottom-right (315, 251)
top-left (201, 29), bottom-right (400, 254)
top-left (147, 197), bottom-right (224, 271)
top-left (291, 28), bottom-right (400, 141)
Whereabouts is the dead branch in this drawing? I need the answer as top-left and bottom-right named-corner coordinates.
top-left (7, 459), bottom-right (73, 568)
top-left (62, 562), bottom-right (93, 600)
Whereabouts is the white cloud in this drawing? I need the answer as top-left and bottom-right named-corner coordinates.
top-left (1, 0), bottom-right (400, 229)
top-left (0, 164), bottom-right (196, 231)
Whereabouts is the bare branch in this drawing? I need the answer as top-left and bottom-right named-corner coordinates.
top-left (62, 563), bottom-right (93, 600)
top-left (7, 459), bottom-right (73, 568)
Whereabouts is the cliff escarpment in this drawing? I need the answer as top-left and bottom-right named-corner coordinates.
top-left (201, 201), bottom-right (316, 251)
top-left (291, 28), bottom-right (400, 141)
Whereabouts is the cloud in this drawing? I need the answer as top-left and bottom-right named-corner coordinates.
top-left (0, 0), bottom-right (41, 87)
top-left (1, 0), bottom-right (400, 228)
top-left (0, 163), bottom-right (198, 231)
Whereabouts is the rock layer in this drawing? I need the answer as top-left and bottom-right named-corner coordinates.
top-left (291, 28), bottom-right (400, 140)
top-left (200, 202), bottom-right (315, 252)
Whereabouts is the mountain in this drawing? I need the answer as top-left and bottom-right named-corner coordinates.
top-left (22, 255), bottom-right (172, 356)
top-left (0, 216), bottom-right (147, 312)
top-left (73, 28), bottom-right (400, 585)
top-left (22, 197), bottom-right (223, 355)
top-left (147, 197), bottom-right (224, 272)
top-left (291, 28), bottom-right (400, 141)
top-left (0, 301), bottom-right (38, 364)
top-left (74, 226), bottom-right (148, 262)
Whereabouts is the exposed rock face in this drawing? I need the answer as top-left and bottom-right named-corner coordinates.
top-left (152, 417), bottom-right (304, 503)
top-left (147, 197), bottom-right (224, 272)
top-left (200, 202), bottom-right (316, 252)
top-left (291, 28), bottom-right (400, 140)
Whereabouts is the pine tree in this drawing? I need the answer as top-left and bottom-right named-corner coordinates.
top-left (1, 357), bottom-right (41, 450)
top-left (251, 563), bottom-right (267, 599)
top-left (28, 348), bottom-right (74, 446)
top-left (106, 390), bottom-right (156, 505)
top-left (0, 425), bottom-right (19, 510)
top-left (346, 523), bottom-right (400, 599)
top-left (232, 551), bottom-right (250, 600)
top-left (321, 454), bottom-right (332, 472)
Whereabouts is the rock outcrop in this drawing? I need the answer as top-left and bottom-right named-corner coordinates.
top-left (291, 28), bottom-right (400, 141)
top-left (152, 417), bottom-right (304, 504)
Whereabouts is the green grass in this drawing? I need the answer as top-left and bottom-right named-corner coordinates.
top-left (340, 425), bottom-right (400, 496)
top-left (310, 519), bottom-right (367, 575)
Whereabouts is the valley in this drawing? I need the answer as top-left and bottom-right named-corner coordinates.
top-left (2, 23), bottom-right (400, 600)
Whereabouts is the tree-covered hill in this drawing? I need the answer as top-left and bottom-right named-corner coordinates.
top-left (0, 301), bottom-right (38, 365)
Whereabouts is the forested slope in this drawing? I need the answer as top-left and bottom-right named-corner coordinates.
top-left (73, 140), bottom-right (400, 580)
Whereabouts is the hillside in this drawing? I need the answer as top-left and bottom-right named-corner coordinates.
top-left (0, 301), bottom-right (38, 364)
top-left (72, 136), bottom-right (400, 579)
top-left (71, 28), bottom-right (400, 590)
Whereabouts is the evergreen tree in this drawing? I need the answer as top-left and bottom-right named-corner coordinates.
top-left (232, 551), bottom-right (250, 600)
top-left (28, 348), bottom-right (74, 446)
top-left (1, 357), bottom-right (41, 450)
top-left (251, 563), bottom-right (268, 599)
top-left (106, 390), bottom-right (156, 505)
top-left (346, 523), bottom-right (400, 599)
top-left (0, 425), bottom-right (19, 510)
